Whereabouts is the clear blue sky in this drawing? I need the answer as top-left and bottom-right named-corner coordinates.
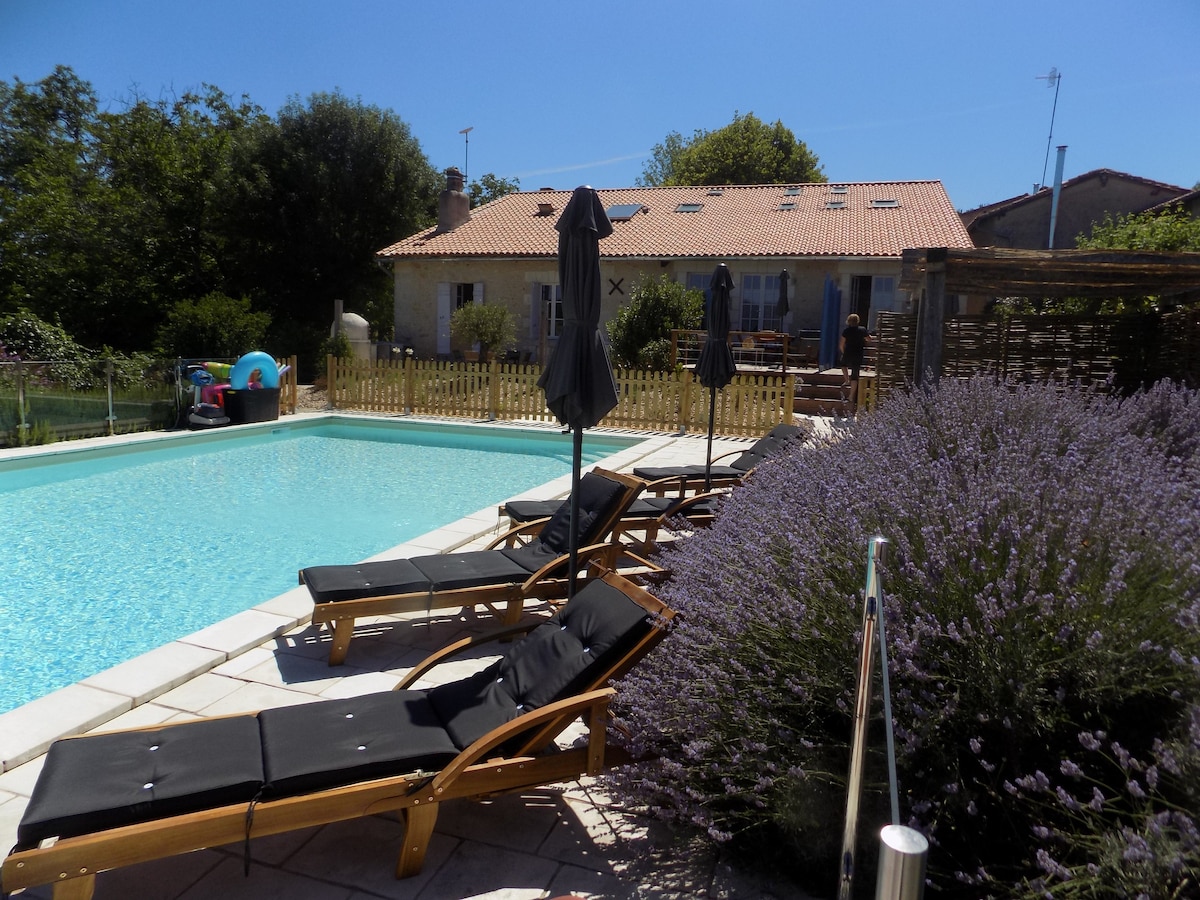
top-left (3, 0), bottom-right (1197, 212)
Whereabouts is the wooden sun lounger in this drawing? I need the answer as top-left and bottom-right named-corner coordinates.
top-left (1, 570), bottom-right (675, 900)
top-left (300, 468), bottom-right (653, 665)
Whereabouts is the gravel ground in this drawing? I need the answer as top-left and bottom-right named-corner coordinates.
top-left (293, 383), bottom-right (329, 411)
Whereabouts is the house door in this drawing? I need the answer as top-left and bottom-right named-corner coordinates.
top-left (850, 275), bottom-right (872, 322)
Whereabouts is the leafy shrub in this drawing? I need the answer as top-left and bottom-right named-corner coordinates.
top-left (449, 303), bottom-right (516, 359)
top-left (606, 274), bottom-right (702, 370)
top-left (611, 376), bottom-right (1200, 897)
top-left (155, 292), bottom-right (271, 359)
top-left (0, 311), bottom-right (88, 360)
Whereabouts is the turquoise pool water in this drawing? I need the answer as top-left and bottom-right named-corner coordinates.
top-left (0, 418), bottom-right (636, 713)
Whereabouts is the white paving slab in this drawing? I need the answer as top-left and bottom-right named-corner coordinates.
top-left (79, 640), bottom-right (226, 706)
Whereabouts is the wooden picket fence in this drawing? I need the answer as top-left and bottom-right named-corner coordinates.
top-left (326, 356), bottom-right (795, 437)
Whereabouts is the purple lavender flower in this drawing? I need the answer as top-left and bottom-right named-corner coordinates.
top-left (608, 376), bottom-right (1200, 896)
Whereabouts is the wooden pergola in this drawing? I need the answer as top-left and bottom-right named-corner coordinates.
top-left (900, 247), bottom-right (1200, 384)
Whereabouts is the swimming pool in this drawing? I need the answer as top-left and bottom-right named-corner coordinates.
top-left (0, 417), bottom-right (639, 713)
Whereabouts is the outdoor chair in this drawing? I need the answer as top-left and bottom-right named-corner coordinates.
top-left (502, 490), bottom-right (725, 553)
top-left (1, 570), bottom-right (676, 900)
top-left (300, 468), bottom-right (651, 665)
top-left (632, 422), bottom-right (810, 493)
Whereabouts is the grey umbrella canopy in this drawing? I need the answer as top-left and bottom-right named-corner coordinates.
top-left (537, 186), bottom-right (617, 594)
top-left (694, 263), bottom-right (737, 490)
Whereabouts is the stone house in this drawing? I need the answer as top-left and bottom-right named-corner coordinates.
top-left (377, 169), bottom-right (973, 362)
top-left (961, 168), bottom-right (1189, 252)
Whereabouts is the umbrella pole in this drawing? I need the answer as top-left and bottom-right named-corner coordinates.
top-left (705, 386), bottom-right (717, 492)
top-left (568, 425), bottom-right (582, 599)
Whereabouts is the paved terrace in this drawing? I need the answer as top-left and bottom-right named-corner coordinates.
top-left (0, 417), bottom-right (824, 900)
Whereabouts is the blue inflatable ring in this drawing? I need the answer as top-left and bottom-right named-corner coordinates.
top-left (229, 351), bottom-right (280, 390)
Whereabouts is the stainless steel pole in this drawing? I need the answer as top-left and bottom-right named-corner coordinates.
top-left (876, 552), bottom-right (900, 826)
top-left (875, 824), bottom-right (928, 900)
top-left (838, 536), bottom-right (889, 900)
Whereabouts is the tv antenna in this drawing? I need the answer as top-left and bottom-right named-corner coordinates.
top-left (458, 126), bottom-right (473, 183)
top-left (1035, 67), bottom-right (1061, 190)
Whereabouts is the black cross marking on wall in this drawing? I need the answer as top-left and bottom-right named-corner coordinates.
top-left (608, 278), bottom-right (624, 295)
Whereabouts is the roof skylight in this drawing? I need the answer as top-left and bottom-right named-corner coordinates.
top-left (825, 200), bottom-right (846, 209)
top-left (830, 185), bottom-right (848, 194)
top-left (675, 203), bottom-right (703, 213)
top-left (870, 198), bottom-right (900, 208)
top-left (606, 203), bottom-right (643, 221)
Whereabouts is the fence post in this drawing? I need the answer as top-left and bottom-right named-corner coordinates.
top-left (488, 358), bottom-right (500, 420)
top-left (404, 353), bottom-right (414, 415)
top-left (104, 359), bottom-right (118, 434)
top-left (16, 359), bottom-right (28, 436)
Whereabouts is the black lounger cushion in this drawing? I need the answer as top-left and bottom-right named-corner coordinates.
top-left (642, 495), bottom-right (720, 518)
top-left (427, 577), bottom-right (654, 751)
top-left (410, 551), bottom-right (535, 592)
top-left (634, 422), bottom-right (807, 481)
top-left (501, 499), bottom-right (563, 523)
top-left (17, 716), bottom-right (264, 850)
top-left (301, 557), bottom-right (431, 603)
top-left (633, 463), bottom-right (746, 481)
top-left (505, 496), bottom-right (672, 524)
top-left (534, 472), bottom-right (625, 555)
top-left (258, 691), bottom-right (459, 798)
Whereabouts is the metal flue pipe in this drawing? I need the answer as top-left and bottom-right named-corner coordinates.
top-left (1048, 145), bottom-right (1067, 249)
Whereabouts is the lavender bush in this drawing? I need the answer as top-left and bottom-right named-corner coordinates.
top-left (611, 377), bottom-right (1200, 897)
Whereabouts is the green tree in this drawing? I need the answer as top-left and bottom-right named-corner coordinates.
top-left (999, 207), bottom-right (1200, 316)
top-left (155, 292), bottom-right (271, 359)
top-left (449, 303), bottom-right (516, 360)
top-left (468, 172), bottom-right (520, 207)
top-left (637, 130), bottom-right (690, 187)
top-left (0, 67), bottom-right (106, 335)
top-left (220, 91), bottom-right (440, 374)
top-left (606, 274), bottom-right (703, 370)
top-left (639, 112), bottom-right (825, 187)
top-left (1077, 206), bottom-right (1200, 253)
top-left (0, 69), bottom-right (263, 351)
top-left (87, 87), bottom-right (265, 349)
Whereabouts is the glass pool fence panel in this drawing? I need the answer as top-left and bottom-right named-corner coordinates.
top-left (0, 358), bottom-right (179, 447)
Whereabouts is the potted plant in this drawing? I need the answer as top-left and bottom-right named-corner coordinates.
top-left (449, 303), bottom-right (516, 362)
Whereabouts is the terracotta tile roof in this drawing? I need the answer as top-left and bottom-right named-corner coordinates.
top-left (378, 182), bottom-right (973, 261)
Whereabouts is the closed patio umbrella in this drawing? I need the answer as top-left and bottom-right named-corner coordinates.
top-left (776, 267), bottom-right (790, 317)
top-left (694, 263), bottom-right (737, 491)
top-left (537, 185), bottom-right (617, 596)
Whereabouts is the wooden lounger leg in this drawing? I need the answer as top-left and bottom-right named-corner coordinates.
top-left (327, 618), bottom-right (354, 666)
top-left (397, 801), bottom-right (440, 878)
top-left (502, 599), bottom-right (523, 627)
top-left (53, 872), bottom-right (97, 900)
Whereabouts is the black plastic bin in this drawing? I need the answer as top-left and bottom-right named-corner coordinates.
top-left (224, 387), bottom-right (280, 424)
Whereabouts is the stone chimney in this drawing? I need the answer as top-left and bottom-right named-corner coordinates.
top-left (436, 167), bottom-right (471, 232)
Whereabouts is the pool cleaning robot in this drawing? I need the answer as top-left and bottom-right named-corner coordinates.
top-left (186, 367), bottom-right (230, 428)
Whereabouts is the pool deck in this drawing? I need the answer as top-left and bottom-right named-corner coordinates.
top-left (0, 415), bottom-right (824, 899)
